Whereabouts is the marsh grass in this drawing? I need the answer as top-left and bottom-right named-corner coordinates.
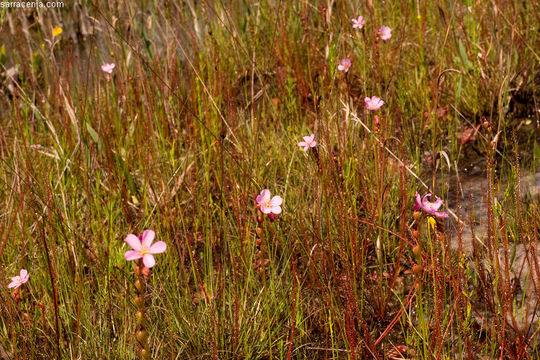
top-left (0, 0), bottom-right (538, 358)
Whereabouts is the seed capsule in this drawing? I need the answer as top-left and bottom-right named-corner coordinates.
top-left (141, 349), bottom-right (151, 359)
top-left (412, 245), bottom-right (421, 257)
top-left (141, 267), bottom-right (150, 277)
top-left (137, 330), bottom-right (148, 343)
top-left (135, 296), bottom-right (144, 308)
top-left (135, 311), bottom-right (145, 325)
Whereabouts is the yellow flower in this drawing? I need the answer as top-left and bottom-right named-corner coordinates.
top-left (53, 26), bottom-right (63, 37)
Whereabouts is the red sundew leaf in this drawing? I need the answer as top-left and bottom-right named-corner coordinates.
top-left (459, 124), bottom-right (481, 145)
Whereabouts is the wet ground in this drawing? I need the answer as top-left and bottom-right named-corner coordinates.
top-left (446, 170), bottom-right (539, 251)
top-left (444, 163), bottom-right (539, 337)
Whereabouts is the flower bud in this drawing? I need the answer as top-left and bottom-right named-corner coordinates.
top-left (134, 266), bottom-right (141, 276)
top-left (413, 211), bottom-right (421, 221)
top-left (412, 264), bottom-right (422, 275)
top-left (141, 267), bottom-right (150, 277)
top-left (412, 230), bottom-right (420, 239)
top-left (256, 227), bottom-right (262, 236)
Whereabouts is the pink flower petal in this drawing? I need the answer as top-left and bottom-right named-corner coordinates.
top-left (125, 234), bottom-right (142, 251)
top-left (421, 194), bottom-right (432, 206)
top-left (434, 211), bottom-right (449, 218)
top-left (141, 230), bottom-right (155, 248)
top-left (431, 198), bottom-right (443, 210)
top-left (20, 270), bottom-right (29, 283)
top-left (143, 254), bottom-right (156, 268)
top-left (271, 206), bottom-right (282, 214)
top-left (256, 189), bottom-right (271, 205)
top-left (298, 141), bottom-right (307, 147)
top-left (262, 189), bottom-right (271, 201)
top-left (270, 196), bottom-right (283, 207)
top-left (149, 241), bottom-right (167, 254)
top-left (124, 250), bottom-right (143, 261)
top-left (303, 135), bottom-right (313, 143)
top-left (7, 281), bottom-right (19, 289)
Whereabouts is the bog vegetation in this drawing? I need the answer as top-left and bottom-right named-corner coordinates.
top-left (0, 0), bottom-right (539, 359)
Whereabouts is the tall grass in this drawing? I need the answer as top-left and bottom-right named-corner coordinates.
top-left (0, 0), bottom-right (538, 358)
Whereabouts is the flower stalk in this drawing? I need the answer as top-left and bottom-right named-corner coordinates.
top-left (134, 262), bottom-right (151, 359)
top-left (254, 209), bottom-right (269, 276)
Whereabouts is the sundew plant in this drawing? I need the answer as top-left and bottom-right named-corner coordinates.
top-left (0, 1), bottom-right (538, 359)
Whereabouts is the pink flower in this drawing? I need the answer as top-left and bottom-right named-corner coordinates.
top-left (298, 134), bottom-right (316, 151)
top-left (256, 189), bottom-right (283, 215)
top-left (124, 230), bottom-right (167, 268)
top-left (365, 96), bottom-right (384, 111)
top-left (415, 193), bottom-right (449, 218)
top-left (352, 16), bottom-right (365, 29)
top-left (337, 58), bottom-right (351, 72)
top-left (378, 26), bottom-right (392, 40)
top-left (8, 269), bottom-right (29, 289)
top-left (101, 63), bottom-right (115, 74)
